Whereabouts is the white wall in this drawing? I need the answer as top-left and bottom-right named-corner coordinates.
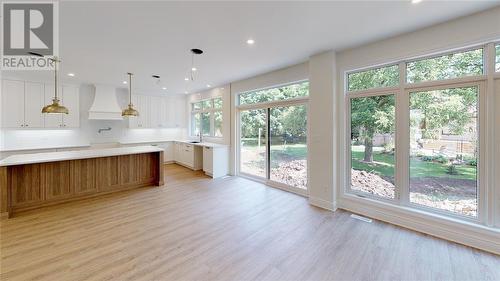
top-left (308, 51), bottom-right (337, 210)
top-left (231, 62), bottom-right (308, 94)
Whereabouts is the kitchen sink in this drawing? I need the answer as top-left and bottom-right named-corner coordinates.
top-left (189, 141), bottom-right (200, 143)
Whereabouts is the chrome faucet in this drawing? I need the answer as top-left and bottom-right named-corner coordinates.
top-left (98, 127), bottom-right (112, 134)
top-left (198, 132), bottom-right (202, 143)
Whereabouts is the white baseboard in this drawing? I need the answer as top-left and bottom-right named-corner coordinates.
top-left (339, 194), bottom-right (500, 255)
top-left (309, 196), bottom-right (337, 211)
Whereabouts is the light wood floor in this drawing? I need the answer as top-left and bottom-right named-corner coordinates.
top-left (1, 164), bottom-right (499, 281)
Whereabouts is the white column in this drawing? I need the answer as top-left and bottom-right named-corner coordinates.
top-left (308, 51), bottom-right (337, 211)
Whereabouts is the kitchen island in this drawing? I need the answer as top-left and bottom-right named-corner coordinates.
top-left (0, 146), bottom-right (164, 218)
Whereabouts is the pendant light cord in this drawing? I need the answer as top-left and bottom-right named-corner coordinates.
top-left (128, 72), bottom-right (133, 105)
top-left (53, 57), bottom-right (58, 100)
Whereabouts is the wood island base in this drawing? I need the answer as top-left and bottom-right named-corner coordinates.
top-left (0, 150), bottom-right (164, 218)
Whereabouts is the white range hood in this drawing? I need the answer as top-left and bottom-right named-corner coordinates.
top-left (88, 84), bottom-right (123, 120)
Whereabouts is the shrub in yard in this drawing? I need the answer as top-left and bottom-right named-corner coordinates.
top-left (463, 155), bottom-right (477, 166)
top-left (435, 155), bottom-right (449, 164)
top-left (383, 142), bottom-right (394, 154)
top-left (446, 164), bottom-right (459, 175)
top-left (421, 155), bottom-right (434, 162)
top-left (467, 159), bottom-right (477, 166)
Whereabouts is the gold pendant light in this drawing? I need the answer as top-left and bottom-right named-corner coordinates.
top-left (122, 72), bottom-right (139, 117)
top-left (42, 56), bottom-right (69, 114)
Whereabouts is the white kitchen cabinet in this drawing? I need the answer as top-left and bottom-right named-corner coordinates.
top-left (1, 80), bottom-right (45, 128)
top-left (174, 142), bottom-right (202, 170)
top-left (149, 96), bottom-right (162, 128)
top-left (160, 142), bottom-right (174, 162)
top-left (1, 80), bottom-right (26, 128)
top-left (174, 97), bottom-right (186, 128)
top-left (160, 97), bottom-right (169, 128)
top-left (203, 146), bottom-right (229, 178)
top-left (62, 85), bottom-right (80, 128)
top-left (126, 95), bottom-right (185, 129)
top-left (44, 84), bottom-right (80, 128)
top-left (128, 94), bottom-right (150, 128)
top-left (24, 82), bottom-right (44, 128)
top-left (2, 79), bottom-right (79, 129)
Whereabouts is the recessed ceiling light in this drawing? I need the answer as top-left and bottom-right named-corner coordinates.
top-left (185, 91), bottom-right (188, 94)
top-left (184, 77), bottom-right (189, 81)
top-left (191, 67), bottom-right (197, 71)
top-left (162, 87), bottom-right (167, 90)
top-left (67, 73), bottom-right (75, 77)
top-left (206, 84), bottom-right (211, 88)
top-left (247, 39), bottom-right (255, 45)
top-left (411, 0), bottom-right (422, 3)
top-left (123, 81), bottom-right (127, 84)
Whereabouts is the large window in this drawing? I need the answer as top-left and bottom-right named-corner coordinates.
top-left (239, 81), bottom-right (309, 105)
top-left (406, 48), bottom-right (483, 83)
top-left (346, 45), bottom-right (490, 222)
top-left (350, 95), bottom-right (395, 199)
top-left (191, 97), bottom-right (223, 137)
top-left (409, 86), bottom-right (478, 217)
top-left (238, 82), bottom-right (308, 192)
top-left (348, 65), bottom-right (399, 91)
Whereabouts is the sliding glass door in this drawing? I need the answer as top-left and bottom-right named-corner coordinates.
top-left (239, 104), bottom-right (308, 192)
top-left (270, 105), bottom-right (307, 189)
top-left (237, 81), bottom-right (309, 193)
top-left (240, 109), bottom-right (267, 178)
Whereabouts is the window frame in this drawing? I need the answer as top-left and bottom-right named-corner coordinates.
top-left (495, 43), bottom-right (500, 73)
top-left (346, 64), bottom-right (400, 92)
top-left (237, 80), bottom-right (309, 106)
top-left (190, 97), bottom-right (223, 138)
top-left (403, 82), bottom-right (485, 223)
top-left (346, 90), bottom-right (398, 205)
top-left (344, 43), bottom-right (495, 226)
top-left (405, 47), bottom-right (485, 84)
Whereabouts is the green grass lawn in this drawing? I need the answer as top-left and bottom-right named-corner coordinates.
top-left (351, 145), bottom-right (476, 180)
top-left (241, 142), bottom-right (476, 181)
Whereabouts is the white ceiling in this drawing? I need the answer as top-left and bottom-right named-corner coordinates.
top-left (5, 1), bottom-right (500, 95)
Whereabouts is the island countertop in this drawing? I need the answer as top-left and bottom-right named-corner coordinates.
top-left (0, 146), bottom-right (164, 167)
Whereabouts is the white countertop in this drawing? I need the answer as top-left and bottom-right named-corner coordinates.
top-left (0, 143), bottom-right (91, 152)
top-left (120, 139), bottom-right (228, 148)
top-left (0, 146), bottom-right (164, 167)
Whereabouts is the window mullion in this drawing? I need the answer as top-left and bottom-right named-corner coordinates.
top-left (397, 61), bottom-right (410, 206)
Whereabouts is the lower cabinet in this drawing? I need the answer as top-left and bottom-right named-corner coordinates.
top-left (202, 146), bottom-right (229, 178)
top-left (174, 142), bottom-right (202, 170)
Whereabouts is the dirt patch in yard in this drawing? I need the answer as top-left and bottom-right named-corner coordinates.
top-left (271, 160), bottom-right (307, 189)
top-left (351, 169), bottom-right (477, 217)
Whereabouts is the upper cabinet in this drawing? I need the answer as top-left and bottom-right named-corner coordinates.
top-left (128, 94), bottom-right (186, 129)
top-left (2, 80), bottom-right (26, 128)
top-left (1, 79), bottom-right (80, 129)
top-left (2, 80), bottom-right (44, 128)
